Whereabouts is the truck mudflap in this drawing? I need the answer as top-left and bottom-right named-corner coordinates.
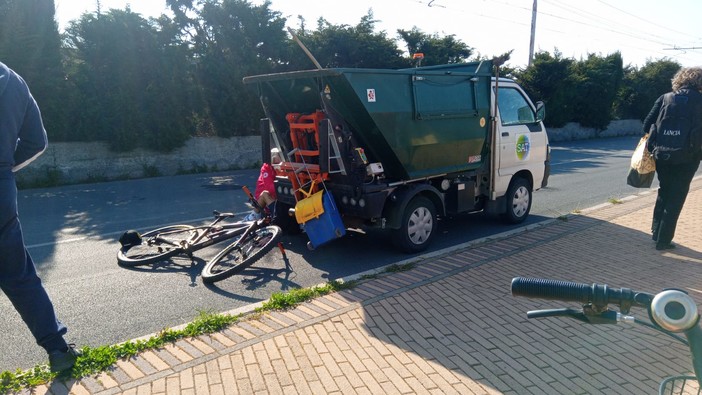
top-left (541, 144), bottom-right (551, 188)
top-left (542, 159), bottom-right (550, 188)
top-left (485, 196), bottom-right (506, 216)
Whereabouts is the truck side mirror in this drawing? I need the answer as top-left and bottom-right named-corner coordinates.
top-left (535, 101), bottom-right (546, 122)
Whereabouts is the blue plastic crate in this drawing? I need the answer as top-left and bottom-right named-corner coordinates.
top-left (302, 192), bottom-right (346, 249)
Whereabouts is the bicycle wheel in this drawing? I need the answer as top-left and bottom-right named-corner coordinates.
top-left (201, 225), bottom-right (282, 283)
top-left (117, 225), bottom-right (197, 267)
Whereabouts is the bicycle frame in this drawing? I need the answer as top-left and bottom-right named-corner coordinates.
top-left (119, 186), bottom-right (282, 271)
top-left (145, 204), bottom-right (276, 257)
top-left (160, 211), bottom-right (248, 253)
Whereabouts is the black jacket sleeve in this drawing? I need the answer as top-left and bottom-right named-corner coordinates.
top-left (642, 95), bottom-right (663, 135)
top-left (643, 95), bottom-right (664, 152)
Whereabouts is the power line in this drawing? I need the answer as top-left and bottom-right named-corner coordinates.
top-left (396, 0), bottom-right (701, 65)
top-left (664, 46), bottom-right (702, 51)
top-left (541, 0), bottom-right (671, 46)
top-left (595, 0), bottom-right (694, 39)
top-left (543, 0), bottom-right (701, 54)
top-left (437, 0), bottom-right (678, 50)
top-left (537, 0), bottom-right (700, 63)
top-left (408, 0), bottom-right (531, 28)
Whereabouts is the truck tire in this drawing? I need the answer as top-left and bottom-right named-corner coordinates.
top-left (502, 177), bottom-right (531, 224)
top-left (392, 196), bottom-right (436, 253)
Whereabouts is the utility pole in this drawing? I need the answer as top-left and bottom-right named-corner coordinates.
top-left (528, 0), bottom-right (537, 67)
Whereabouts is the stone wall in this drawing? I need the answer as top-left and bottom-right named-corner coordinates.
top-left (16, 136), bottom-right (261, 187)
top-left (546, 119), bottom-right (642, 142)
top-left (15, 119), bottom-right (644, 187)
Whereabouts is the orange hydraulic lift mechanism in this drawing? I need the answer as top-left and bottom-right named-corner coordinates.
top-left (277, 110), bottom-right (329, 202)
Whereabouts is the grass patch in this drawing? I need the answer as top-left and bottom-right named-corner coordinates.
top-left (356, 263), bottom-right (416, 282)
top-left (1, 263), bottom-right (417, 392)
top-left (0, 311), bottom-right (240, 393)
top-left (257, 263), bottom-right (416, 312)
top-left (142, 164), bottom-right (162, 178)
top-left (0, 278), bottom-right (358, 392)
top-left (85, 173), bottom-right (109, 184)
top-left (15, 167), bottom-right (63, 189)
top-left (176, 163), bottom-right (222, 175)
top-left (608, 198), bottom-right (623, 204)
top-left (257, 280), bottom-right (356, 311)
top-left (385, 263), bottom-right (415, 273)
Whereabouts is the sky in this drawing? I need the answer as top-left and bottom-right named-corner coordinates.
top-left (54, 0), bottom-right (702, 70)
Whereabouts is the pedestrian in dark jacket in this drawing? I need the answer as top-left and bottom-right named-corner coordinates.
top-left (0, 61), bottom-right (79, 371)
top-left (642, 66), bottom-right (702, 250)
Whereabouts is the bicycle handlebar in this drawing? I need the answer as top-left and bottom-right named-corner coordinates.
top-left (511, 276), bottom-right (702, 385)
top-left (242, 185), bottom-right (262, 212)
top-left (242, 185), bottom-right (254, 200)
top-left (510, 277), bottom-right (647, 313)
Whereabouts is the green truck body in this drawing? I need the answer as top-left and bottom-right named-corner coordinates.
top-left (244, 62), bottom-right (492, 179)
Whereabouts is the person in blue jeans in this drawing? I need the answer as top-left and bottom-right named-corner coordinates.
top-left (0, 61), bottom-right (79, 372)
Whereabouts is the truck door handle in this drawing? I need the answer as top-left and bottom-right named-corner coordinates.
top-left (501, 132), bottom-right (509, 137)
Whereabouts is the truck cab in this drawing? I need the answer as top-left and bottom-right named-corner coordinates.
top-left (489, 78), bottom-right (550, 222)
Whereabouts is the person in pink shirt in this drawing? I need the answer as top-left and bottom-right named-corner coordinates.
top-left (244, 149), bottom-right (281, 220)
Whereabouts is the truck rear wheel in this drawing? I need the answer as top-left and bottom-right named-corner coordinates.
top-left (502, 177), bottom-right (531, 224)
top-left (392, 196), bottom-right (436, 253)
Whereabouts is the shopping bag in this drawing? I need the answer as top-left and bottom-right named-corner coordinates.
top-left (626, 133), bottom-right (656, 188)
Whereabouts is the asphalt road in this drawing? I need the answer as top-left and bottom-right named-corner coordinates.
top-left (0, 135), bottom-right (680, 371)
top-left (534, 135), bottom-right (650, 216)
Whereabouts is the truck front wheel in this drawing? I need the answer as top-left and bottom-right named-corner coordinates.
top-left (502, 177), bottom-right (532, 224)
top-left (392, 196), bottom-right (436, 253)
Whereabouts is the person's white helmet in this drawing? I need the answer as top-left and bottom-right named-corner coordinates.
top-left (270, 148), bottom-right (282, 164)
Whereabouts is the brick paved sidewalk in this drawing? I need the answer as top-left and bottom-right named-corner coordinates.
top-left (36, 179), bottom-right (702, 395)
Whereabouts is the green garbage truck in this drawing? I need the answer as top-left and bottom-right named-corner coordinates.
top-left (243, 60), bottom-right (550, 253)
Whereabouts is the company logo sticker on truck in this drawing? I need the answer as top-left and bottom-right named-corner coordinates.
top-left (367, 89), bottom-right (376, 102)
top-left (516, 134), bottom-right (531, 160)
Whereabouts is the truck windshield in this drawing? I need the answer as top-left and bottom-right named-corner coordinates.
top-left (497, 88), bottom-right (536, 125)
